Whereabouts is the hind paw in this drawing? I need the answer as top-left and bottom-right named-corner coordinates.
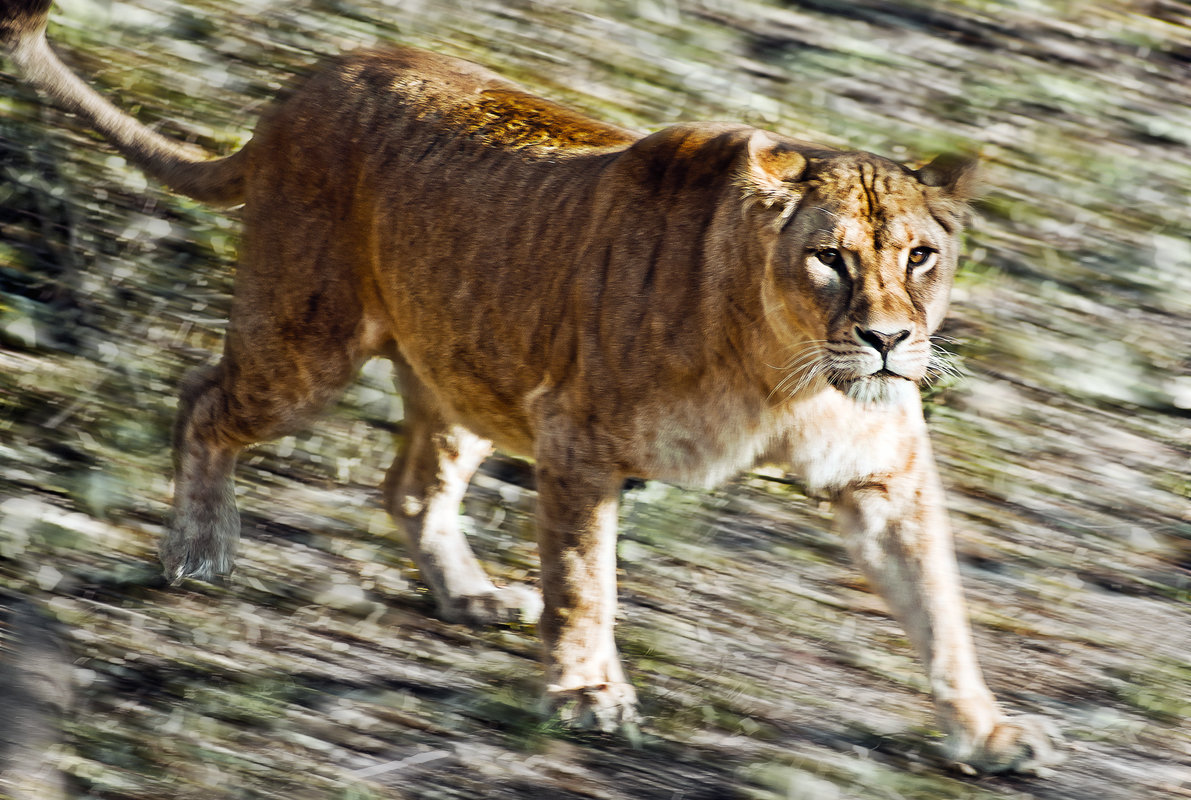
top-left (159, 521), bottom-right (237, 585)
top-left (442, 584), bottom-right (543, 627)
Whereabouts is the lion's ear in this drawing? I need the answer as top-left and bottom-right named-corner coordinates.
top-left (742, 130), bottom-right (808, 208)
top-left (916, 153), bottom-right (980, 201)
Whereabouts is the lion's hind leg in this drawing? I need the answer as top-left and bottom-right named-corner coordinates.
top-left (162, 219), bottom-right (376, 583)
top-left (163, 337), bottom-right (366, 583)
top-left (382, 361), bottom-right (542, 626)
top-left (160, 363), bottom-right (242, 583)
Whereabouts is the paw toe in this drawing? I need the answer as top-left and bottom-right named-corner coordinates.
top-left (161, 553), bottom-right (232, 586)
top-left (448, 584), bottom-right (543, 626)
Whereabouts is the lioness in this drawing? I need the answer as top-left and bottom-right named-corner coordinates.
top-left (3, 0), bottom-right (1058, 773)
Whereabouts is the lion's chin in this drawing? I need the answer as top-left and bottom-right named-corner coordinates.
top-left (831, 373), bottom-right (916, 406)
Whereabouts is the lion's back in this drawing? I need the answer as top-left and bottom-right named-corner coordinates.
top-left (258, 46), bottom-right (638, 161)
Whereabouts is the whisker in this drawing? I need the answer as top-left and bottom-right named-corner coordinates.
top-left (785, 361), bottom-right (828, 398)
top-left (769, 350), bottom-right (826, 401)
top-left (773, 357), bottom-right (830, 400)
top-left (779, 349), bottom-right (825, 374)
top-left (764, 339), bottom-right (828, 371)
top-left (925, 343), bottom-right (966, 386)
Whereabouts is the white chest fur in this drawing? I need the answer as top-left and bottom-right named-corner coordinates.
top-left (627, 379), bottom-right (923, 491)
top-left (781, 381), bottom-right (924, 492)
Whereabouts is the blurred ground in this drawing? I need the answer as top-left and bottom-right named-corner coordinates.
top-left (1, 0), bottom-right (1189, 798)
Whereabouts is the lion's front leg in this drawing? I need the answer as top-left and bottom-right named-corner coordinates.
top-left (834, 442), bottom-right (1059, 773)
top-left (534, 441), bottom-right (638, 733)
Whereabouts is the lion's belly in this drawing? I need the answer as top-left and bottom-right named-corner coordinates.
top-left (392, 341), bottom-right (542, 456)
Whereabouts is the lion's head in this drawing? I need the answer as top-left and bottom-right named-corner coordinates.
top-left (741, 133), bottom-right (977, 405)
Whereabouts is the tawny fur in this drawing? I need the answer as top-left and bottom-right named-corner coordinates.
top-left (2, 0), bottom-right (1059, 773)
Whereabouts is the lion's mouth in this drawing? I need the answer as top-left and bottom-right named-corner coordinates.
top-left (828, 370), bottom-right (915, 406)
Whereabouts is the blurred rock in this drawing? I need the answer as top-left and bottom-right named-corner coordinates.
top-left (0, 594), bottom-right (74, 800)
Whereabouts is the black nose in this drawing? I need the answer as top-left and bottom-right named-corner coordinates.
top-left (855, 327), bottom-right (910, 357)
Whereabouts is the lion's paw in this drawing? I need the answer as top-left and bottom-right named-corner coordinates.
top-left (547, 681), bottom-right (640, 735)
top-left (444, 584), bottom-right (543, 627)
top-left (948, 715), bottom-right (1063, 775)
top-left (159, 524), bottom-right (237, 586)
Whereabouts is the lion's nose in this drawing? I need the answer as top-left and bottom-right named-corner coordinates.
top-left (855, 326), bottom-right (910, 358)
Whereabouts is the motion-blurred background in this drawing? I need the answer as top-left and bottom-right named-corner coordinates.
top-left (1, 1), bottom-right (1188, 798)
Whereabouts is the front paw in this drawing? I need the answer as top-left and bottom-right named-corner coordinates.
top-left (947, 714), bottom-right (1063, 775)
top-left (546, 681), bottom-right (640, 735)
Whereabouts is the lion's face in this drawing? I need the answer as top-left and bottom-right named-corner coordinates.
top-left (750, 143), bottom-right (976, 405)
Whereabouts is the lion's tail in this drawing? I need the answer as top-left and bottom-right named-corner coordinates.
top-left (2, 0), bottom-right (247, 206)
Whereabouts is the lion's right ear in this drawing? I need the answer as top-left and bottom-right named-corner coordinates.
top-left (915, 152), bottom-right (980, 201)
top-left (740, 131), bottom-right (808, 211)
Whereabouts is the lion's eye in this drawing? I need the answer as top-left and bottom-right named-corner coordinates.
top-left (907, 246), bottom-right (937, 273)
top-left (814, 248), bottom-right (843, 270)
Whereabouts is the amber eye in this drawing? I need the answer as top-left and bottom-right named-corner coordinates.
top-left (814, 248), bottom-right (843, 270)
top-left (907, 246), bottom-right (937, 271)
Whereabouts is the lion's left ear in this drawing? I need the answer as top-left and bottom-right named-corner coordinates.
top-left (915, 153), bottom-right (980, 201)
top-left (742, 130), bottom-right (808, 209)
